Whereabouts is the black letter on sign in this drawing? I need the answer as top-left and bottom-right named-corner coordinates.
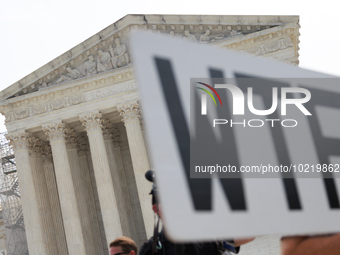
top-left (304, 87), bottom-right (340, 209)
top-left (154, 57), bottom-right (246, 211)
top-left (234, 73), bottom-right (302, 210)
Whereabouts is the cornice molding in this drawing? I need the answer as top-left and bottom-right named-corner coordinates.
top-left (1, 71), bottom-right (136, 123)
top-left (213, 23), bottom-right (299, 64)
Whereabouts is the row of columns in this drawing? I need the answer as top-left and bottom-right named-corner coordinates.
top-left (6, 101), bottom-right (153, 255)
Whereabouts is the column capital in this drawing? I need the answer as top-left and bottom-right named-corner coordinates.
top-left (6, 130), bottom-right (32, 151)
top-left (117, 100), bottom-right (141, 124)
top-left (65, 127), bottom-right (78, 149)
top-left (79, 111), bottom-right (103, 133)
top-left (42, 121), bottom-right (67, 142)
top-left (112, 127), bottom-right (121, 148)
top-left (102, 119), bottom-right (114, 141)
top-left (77, 134), bottom-right (90, 157)
top-left (28, 136), bottom-right (44, 158)
top-left (41, 143), bottom-right (53, 164)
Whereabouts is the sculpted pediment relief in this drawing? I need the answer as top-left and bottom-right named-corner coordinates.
top-left (0, 15), bottom-right (299, 102)
top-left (240, 37), bottom-right (294, 55)
top-left (53, 38), bottom-right (131, 86)
top-left (18, 24), bottom-right (276, 95)
top-left (30, 37), bottom-right (132, 92)
top-left (212, 23), bottom-right (299, 65)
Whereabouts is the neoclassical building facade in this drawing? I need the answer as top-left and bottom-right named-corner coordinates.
top-left (0, 15), bottom-right (299, 255)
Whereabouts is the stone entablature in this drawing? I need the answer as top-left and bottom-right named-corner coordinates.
top-left (215, 23), bottom-right (300, 65)
top-left (1, 67), bottom-right (135, 124)
top-left (0, 15), bottom-right (299, 102)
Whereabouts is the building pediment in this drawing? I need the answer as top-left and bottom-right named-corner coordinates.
top-left (215, 22), bottom-right (299, 64)
top-left (0, 14), bottom-right (299, 104)
top-left (0, 14), bottom-right (300, 255)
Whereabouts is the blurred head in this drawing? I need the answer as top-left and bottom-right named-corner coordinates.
top-left (109, 236), bottom-right (137, 255)
top-left (145, 170), bottom-right (162, 218)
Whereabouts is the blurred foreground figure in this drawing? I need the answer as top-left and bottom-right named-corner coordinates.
top-left (110, 236), bottom-right (138, 255)
top-left (281, 234), bottom-right (340, 255)
top-left (139, 170), bottom-right (254, 255)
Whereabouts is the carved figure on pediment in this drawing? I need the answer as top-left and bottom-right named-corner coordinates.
top-left (169, 30), bottom-right (182, 39)
top-left (45, 102), bottom-right (54, 112)
top-left (200, 29), bottom-right (225, 43)
top-left (262, 37), bottom-right (294, 55)
top-left (229, 30), bottom-right (243, 37)
top-left (53, 99), bottom-right (65, 110)
top-left (37, 81), bottom-right (49, 89)
top-left (27, 107), bottom-right (35, 117)
top-left (63, 97), bottom-right (72, 108)
top-left (17, 109), bottom-right (28, 120)
top-left (55, 67), bottom-right (82, 84)
top-left (183, 30), bottom-right (197, 42)
top-left (110, 38), bottom-right (130, 68)
top-left (67, 67), bottom-right (82, 79)
top-left (213, 34), bottom-right (226, 41)
top-left (55, 75), bottom-right (69, 85)
top-left (278, 37), bottom-right (294, 50)
top-left (34, 104), bottom-right (45, 115)
top-left (69, 94), bottom-right (84, 105)
top-left (37, 82), bottom-right (48, 89)
top-left (259, 44), bottom-right (268, 55)
top-left (97, 50), bottom-right (113, 72)
top-left (200, 30), bottom-right (211, 43)
top-left (5, 111), bottom-right (16, 123)
top-left (81, 55), bottom-right (97, 76)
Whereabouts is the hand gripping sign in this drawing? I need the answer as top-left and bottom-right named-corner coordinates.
top-left (130, 31), bottom-right (340, 241)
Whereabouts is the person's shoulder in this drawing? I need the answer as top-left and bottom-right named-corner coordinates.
top-left (139, 232), bottom-right (176, 255)
top-left (185, 241), bottom-right (226, 255)
top-left (139, 238), bottom-right (153, 255)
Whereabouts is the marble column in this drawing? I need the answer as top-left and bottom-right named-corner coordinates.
top-left (65, 128), bottom-right (97, 255)
top-left (79, 111), bottom-right (123, 246)
top-left (41, 144), bottom-right (69, 255)
top-left (28, 137), bottom-right (59, 255)
top-left (102, 119), bottom-right (137, 240)
top-left (42, 121), bottom-right (87, 255)
top-left (111, 129), bottom-right (146, 245)
top-left (85, 146), bottom-right (108, 255)
top-left (77, 134), bottom-right (105, 255)
top-left (117, 101), bottom-right (153, 238)
top-left (6, 131), bottom-right (57, 255)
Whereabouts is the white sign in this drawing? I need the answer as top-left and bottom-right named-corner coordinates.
top-left (130, 31), bottom-right (340, 242)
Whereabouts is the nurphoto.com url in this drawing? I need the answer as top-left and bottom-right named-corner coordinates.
top-left (194, 163), bottom-right (340, 175)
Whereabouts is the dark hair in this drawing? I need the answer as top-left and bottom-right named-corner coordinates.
top-left (109, 236), bottom-right (138, 254)
top-left (145, 170), bottom-right (158, 205)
